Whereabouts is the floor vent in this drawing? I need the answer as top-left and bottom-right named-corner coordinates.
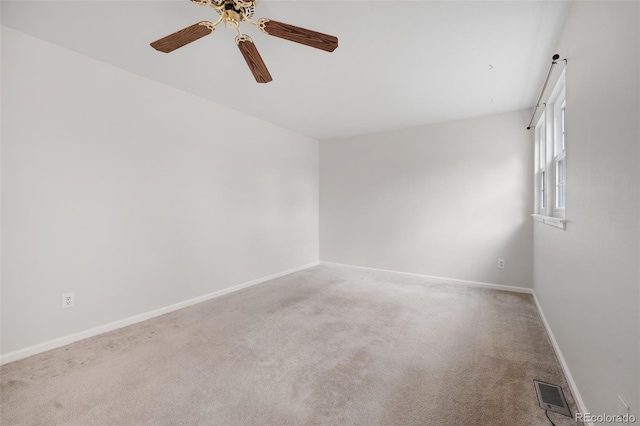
top-left (534, 380), bottom-right (571, 417)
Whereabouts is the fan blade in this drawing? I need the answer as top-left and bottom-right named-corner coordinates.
top-left (150, 21), bottom-right (215, 53)
top-left (258, 19), bottom-right (338, 53)
top-left (236, 36), bottom-right (273, 83)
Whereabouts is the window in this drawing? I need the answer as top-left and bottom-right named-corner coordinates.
top-left (533, 69), bottom-right (566, 227)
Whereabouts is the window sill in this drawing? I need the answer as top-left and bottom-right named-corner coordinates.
top-left (532, 214), bottom-right (566, 230)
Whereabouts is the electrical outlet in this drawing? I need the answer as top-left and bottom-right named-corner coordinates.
top-left (61, 292), bottom-right (75, 309)
top-left (497, 259), bottom-right (506, 269)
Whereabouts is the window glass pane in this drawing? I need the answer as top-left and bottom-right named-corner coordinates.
top-left (536, 113), bottom-right (546, 171)
top-left (556, 158), bottom-right (566, 208)
top-left (541, 171), bottom-right (545, 209)
top-left (561, 103), bottom-right (566, 151)
top-left (558, 182), bottom-right (566, 209)
top-left (539, 133), bottom-right (546, 168)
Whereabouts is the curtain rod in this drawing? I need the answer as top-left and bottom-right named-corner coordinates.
top-left (526, 54), bottom-right (567, 130)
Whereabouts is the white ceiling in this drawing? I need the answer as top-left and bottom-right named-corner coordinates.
top-left (1, 0), bottom-right (571, 140)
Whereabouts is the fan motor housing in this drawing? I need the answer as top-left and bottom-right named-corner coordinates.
top-left (214, 0), bottom-right (255, 20)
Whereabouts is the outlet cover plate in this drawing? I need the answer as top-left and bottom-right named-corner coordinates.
top-left (62, 292), bottom-right (75, 309)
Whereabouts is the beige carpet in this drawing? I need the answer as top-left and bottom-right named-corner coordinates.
top-left (1, 264), bottom-right (581, 425)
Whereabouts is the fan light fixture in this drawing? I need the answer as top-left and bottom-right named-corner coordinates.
top-left (150, 0), bottom-right (339, 83)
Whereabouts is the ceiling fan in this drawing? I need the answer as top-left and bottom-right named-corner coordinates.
top-left (150, 0), bottom-right (339, 83)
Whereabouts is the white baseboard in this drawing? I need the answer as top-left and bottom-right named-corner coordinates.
top-left (319, 261), bottom-right (534, 294)
top-left (532, 291), bottom-right (591, 426)
top-left (0, 261), bottom-right (319, 365)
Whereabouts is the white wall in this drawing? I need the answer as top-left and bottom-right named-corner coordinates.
top-left (533, 0), bottom-right (640, 418)
top-left (320, 110), bottom-right (533, 288)
top-left (1, 27), bottom-right (319, 357)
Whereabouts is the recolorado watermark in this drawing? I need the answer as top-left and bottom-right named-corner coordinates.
top-left (575, 413), bottom-right (636, 423)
